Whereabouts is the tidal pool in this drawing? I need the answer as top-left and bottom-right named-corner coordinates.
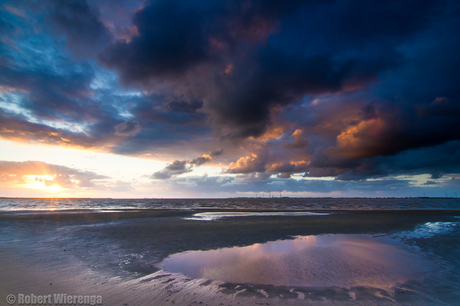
top-left (159, 235), bottom-right (435, 289)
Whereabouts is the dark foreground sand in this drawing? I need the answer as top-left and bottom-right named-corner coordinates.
top-left (1, 209), bottom-right (460, 305)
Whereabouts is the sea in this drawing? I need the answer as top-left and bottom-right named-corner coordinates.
top-left (0, 196), bottom-right (459, 211)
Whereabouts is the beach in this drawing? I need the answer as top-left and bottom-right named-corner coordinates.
top-left (1, 199), bottom-right (460, 305)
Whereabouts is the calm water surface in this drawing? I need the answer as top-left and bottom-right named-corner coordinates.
top-left (1, 197), bottom-right (459, 211)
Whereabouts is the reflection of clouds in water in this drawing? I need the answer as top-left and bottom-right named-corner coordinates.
top-left (253, 235), bottom-right (318, 254)
top-left (160, 235), bottom-right (435, 290)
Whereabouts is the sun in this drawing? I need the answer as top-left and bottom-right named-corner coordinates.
top-left (25, 175), bottom-right (63, 192)
top-left (47, 184), bottom-right (61, 192)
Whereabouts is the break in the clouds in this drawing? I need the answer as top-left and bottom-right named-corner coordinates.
top-left (0, 0), bottom-right (460, 196)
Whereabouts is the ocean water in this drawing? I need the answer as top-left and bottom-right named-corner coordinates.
top-left (0, 197), bottom-right (459, 211)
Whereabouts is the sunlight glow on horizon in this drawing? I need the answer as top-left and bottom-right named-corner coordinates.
top-left (1, 138), bottom-right (458, 198)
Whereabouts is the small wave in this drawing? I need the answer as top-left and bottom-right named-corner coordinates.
top-left (395, 221), bottom-right (458, 240)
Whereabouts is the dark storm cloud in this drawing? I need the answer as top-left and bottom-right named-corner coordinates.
top-left (99, 0), bottom-right (394, 138)
top-left (99, 0), bottom-right (320, 82)
top-left (208, 49), bottom-right (355, 139)
top-left (129, 95), bottom-right (207, 126)
top-left (304, 12), bottom-right (460, 179)
top-left (306, 140), bottom-right (460, 181)
top-left (166, 100), bottom-right (204, 114)
top-left (99, 0), bottom-right (439, 140)
top-left (48, 0), bottom-right (113, 57)
top-left (107, 94), bottom-right (212, 155)
top-left (99, 0), bottom-right (213, 81)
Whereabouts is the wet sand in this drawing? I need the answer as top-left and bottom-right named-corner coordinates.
top-left (1, 209), bottom-right (460, 305)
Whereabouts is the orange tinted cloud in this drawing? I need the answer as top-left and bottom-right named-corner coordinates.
top-left (0, 161), bottom-right (109, 190)
top-left (323, 116), bottom-right (395, 163)
top-left (282, 129), bottom-right (308, 149)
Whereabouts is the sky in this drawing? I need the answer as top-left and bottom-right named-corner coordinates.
top-left (0, 0), bottom-right (459, 198)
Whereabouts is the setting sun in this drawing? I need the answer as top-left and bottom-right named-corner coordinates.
top-left (26, 175), bottom-right (62, 192)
